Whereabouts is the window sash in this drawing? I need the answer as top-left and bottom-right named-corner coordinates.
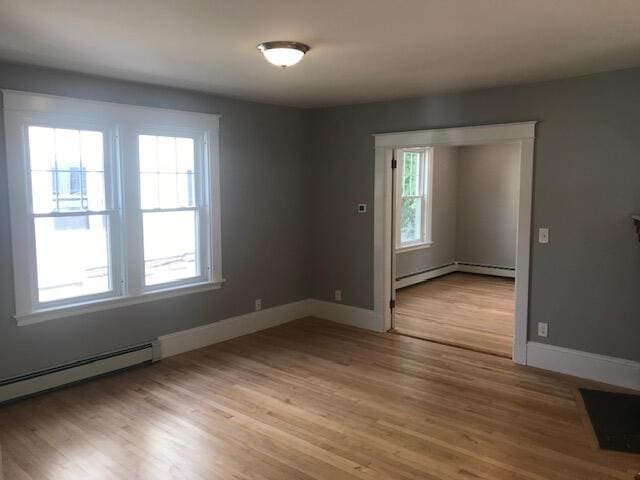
top-left (401, 151), bottom-right (423, 198)
top-left (25, 123), bottom-right (117, 214)
top-left (31, 210), bottom-right (121, 309)
top-left (140, 206), bottom-right (208, 291)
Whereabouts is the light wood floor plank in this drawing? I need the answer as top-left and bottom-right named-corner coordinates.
top-left (1, 317), bottom-right (639, 479)
top-left (395, 272), bottom-right (515, 357)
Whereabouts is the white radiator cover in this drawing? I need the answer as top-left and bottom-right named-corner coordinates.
top-left (0, 345), bottom-right (153, 404)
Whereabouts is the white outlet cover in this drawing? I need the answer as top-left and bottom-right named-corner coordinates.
top-left (334, 290), bottom-right (342, 302)
top-left (537, 322), bottom-right (548, 338)
top-left (255, 299), bottom-right (262, 311)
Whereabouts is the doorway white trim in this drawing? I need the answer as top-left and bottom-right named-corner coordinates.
top-left (373, 122), bottom-right (536, 365)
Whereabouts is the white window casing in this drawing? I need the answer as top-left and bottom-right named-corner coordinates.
top-left (3, 90), bottom-right (223, 326)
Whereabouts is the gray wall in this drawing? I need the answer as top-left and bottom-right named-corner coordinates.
top-left (2, 62), bottom-right (640, 378)
top-left (309, 67), bottom-right (640, 362)
top-left (0, 63), bottom-right (310, 381)
top-left (396, 146), bottom-right (458, 278)
top-left (456, 143), bottom-right (519, 268)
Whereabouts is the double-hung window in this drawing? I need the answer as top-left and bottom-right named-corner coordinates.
top-left (138, 134), bottom-right (202, 287)
top-left (28, 125), bottom-right (116, 304)
top-left (395, 147), bottom-right (433, 251)
top-left (4, 91), bottom-right (222, 325)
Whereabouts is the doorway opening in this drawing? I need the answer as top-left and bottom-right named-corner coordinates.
top-left (373, 123), bottom-right (536, 364)
top-left (393, 143), bottom-right (518, 358)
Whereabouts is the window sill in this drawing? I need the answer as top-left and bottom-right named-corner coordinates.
top-left (396, 241), bottom-right (434, 253)
top-left (14, 279), bottom-right (226, 327)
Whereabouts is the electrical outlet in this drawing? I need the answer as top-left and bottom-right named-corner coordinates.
top-left (537, 322), bottom-right (548, 338)
top-left (538, 228), bottom-right (549, 244)
top-left (357, 204), bottom-right (367, 213)
top-left (334, 289), bottom-right (342, 302)
top-left (254, 299), bottom-right (262, 311)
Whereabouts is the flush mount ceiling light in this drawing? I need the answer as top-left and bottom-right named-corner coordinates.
top-left (257, 41), bottom-right (310, 68)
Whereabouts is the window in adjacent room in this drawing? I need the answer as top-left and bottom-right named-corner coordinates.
top-left (395, 147), bottom-right (433, 251)
top-left (4, 91), bottom-right (222, 324)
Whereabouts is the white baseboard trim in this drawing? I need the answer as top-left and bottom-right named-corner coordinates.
top-left (307, 299), bottom-right (384, 332)
top-left (456, 262), bottom-right (516, 278)
top-left (158, 299), bottom-right (311, 358)
top-left (1, 298), bottom-right (383, 401)
top-left (0, 346), bottom-right (153, 404)
top-left (160, 298), bottom-right (382, 359)
top-left (395, 263), bottom-right (457, 289)
top-left (526, 342), bottom-right (640, 391)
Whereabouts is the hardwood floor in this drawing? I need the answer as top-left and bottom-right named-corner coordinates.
top-left (395, 272), bottom-right (514, 358)
top-left (1, 317), bottom-right (639, 479)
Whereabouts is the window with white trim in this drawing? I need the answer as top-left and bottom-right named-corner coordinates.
top-left (4, 91), bottom-right (222, 325)
top-left (395, 147), bottom-right (433, 251)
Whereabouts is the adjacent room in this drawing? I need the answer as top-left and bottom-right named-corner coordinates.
top-left (1, 1), bottom-right (640, 479)
top-left (393, 143), bottom-right (520, 358)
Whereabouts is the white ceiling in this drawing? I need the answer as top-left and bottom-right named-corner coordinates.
top-left (1, 1), bottom-right (640, 107)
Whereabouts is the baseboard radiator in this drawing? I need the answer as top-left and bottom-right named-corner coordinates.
top-left (0, 343), bottom-right (156, 404)
top-left (456, 262), bottom-right (516, 278)
top-left (396, 261), bottom-right (515, 288)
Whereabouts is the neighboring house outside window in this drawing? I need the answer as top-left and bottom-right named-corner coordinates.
top-left (4, 91), bottom-right (223, 325)
top-left (395, 147), bottom-right (433, 251)
top-left (52, 165), bottom-right (90, 230)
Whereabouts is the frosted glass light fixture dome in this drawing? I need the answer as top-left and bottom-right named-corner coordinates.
top-left (257, 41), bottom-right (310, 68)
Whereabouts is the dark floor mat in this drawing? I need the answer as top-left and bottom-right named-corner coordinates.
top-left (580, 388), bottom-right (640, 453)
